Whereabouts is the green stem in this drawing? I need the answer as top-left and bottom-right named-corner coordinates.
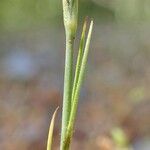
top-left (61, 31), bottom-right (74, 150)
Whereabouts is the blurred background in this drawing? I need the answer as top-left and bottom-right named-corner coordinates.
top-left (0, 0), bottom-right (150, 149)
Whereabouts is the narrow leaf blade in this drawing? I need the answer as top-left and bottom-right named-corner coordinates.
top-left (47, 107), bottom-right (59, 150)
top-left (72, 19), bottom-right (87, 105)
top-left (69, 20), bottom-right (93, 130)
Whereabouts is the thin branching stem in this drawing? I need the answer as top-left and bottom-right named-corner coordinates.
top-left (64, 21), bottom-right (93, 149)
top-left (61, 0), bottom-right (93, 149)
top-left (47, 1), bottom-right (93, 150)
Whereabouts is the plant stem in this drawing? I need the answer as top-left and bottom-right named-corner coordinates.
top-left (61, 31), bottom-right (74, 150)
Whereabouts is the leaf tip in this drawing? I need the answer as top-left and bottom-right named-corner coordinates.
top-left (47, 107), bottom-right (59, 150)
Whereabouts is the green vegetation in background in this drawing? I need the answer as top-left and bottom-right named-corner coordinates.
top-left (0, 0), bottom-right (150, 32)
top-left (79, 0), bottom-right (114, 22)
top-left (0, 0), bottom-right (113, 32)
top-left (114, 0), bottom-right (150, 22)
top-left (0, 0), bottom-right (61, 31)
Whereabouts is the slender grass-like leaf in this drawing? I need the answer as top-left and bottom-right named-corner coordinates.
top-left (71, 19), bottom-right (87, 106)
top-left (47, 107), bottom-right (59, 150)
